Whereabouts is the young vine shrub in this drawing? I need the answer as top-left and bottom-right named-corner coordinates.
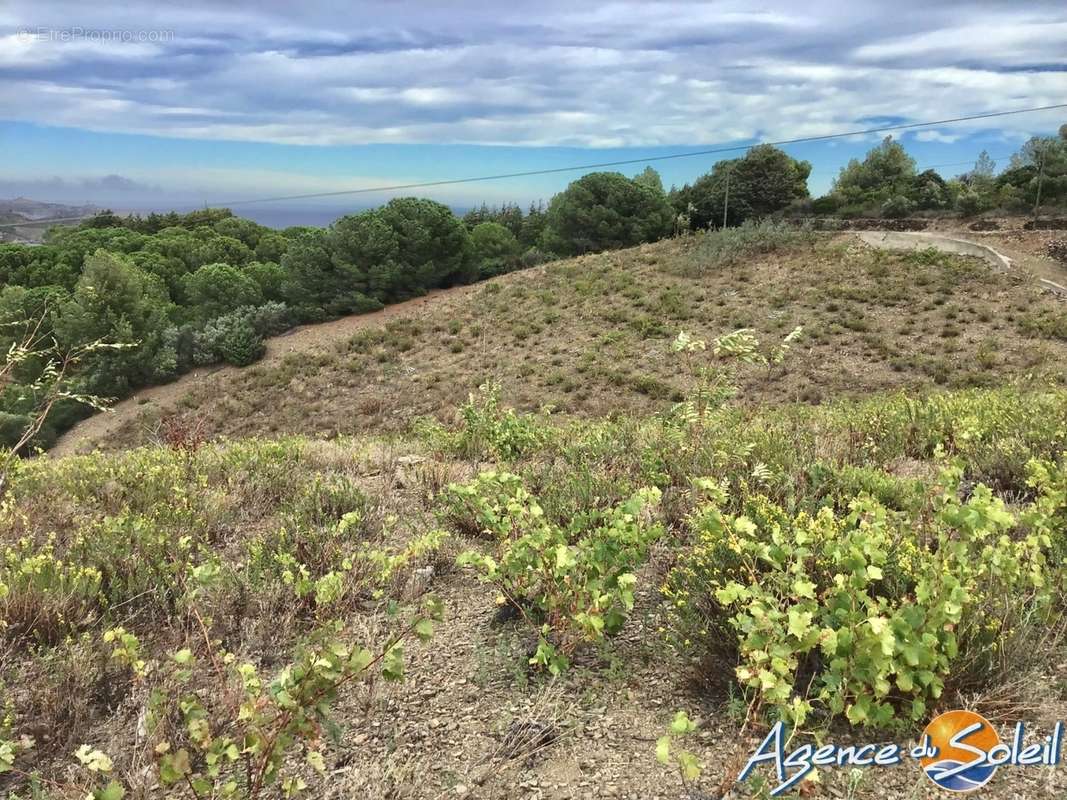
top-left (664, 463), bottom-right (1061, 728)
top-left (452, 471), bottom-right (663, 674)
top-left (97, 600), bottom-right (442, 800)
top-left (418, 382), bottom-right (549, 461)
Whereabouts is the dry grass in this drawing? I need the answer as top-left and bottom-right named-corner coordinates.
top-left (76, 232), bottom-right (1067, 449)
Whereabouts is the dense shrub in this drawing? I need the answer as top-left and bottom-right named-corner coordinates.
top-left (541, 171), bottom-right (674, 256)
top-left (209, 315), bottom-right (264, 366)
top-left (664, 464), bottom-right (1061, 728)
top-left (0, 437), bottom-right (446, 797)
top-left (880, 195), bottom-right (916, 218)
top-left (418, 382), bottom-right (550, 461)
top-left (0, 412), bottom-right (32, 450)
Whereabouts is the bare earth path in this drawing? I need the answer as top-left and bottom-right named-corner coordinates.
top-left (50, 283), bottom-right (483, 456)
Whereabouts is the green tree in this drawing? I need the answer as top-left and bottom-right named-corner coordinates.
top-left (680, 146), bottom-right (810, 229)
top-left (832, 136), bottom-right (916, 207)
top-left (244, 261), bottom-right (287, 302)
top-left (541, 171), bottom-right (673, 256)
top-left (192, 234), bottom-right (252, 269)
top-left (519, 201), bottom-right (547, 248)
top-left (324, 199), bottom-right (475, 304)
top-left (213, 217), bottom-right (264, 249)
top-left (326, 210), bottom-right (398, 308)
top-left (254, 232), bottom-right (290, 263)
top-left (633, 166), bottom-right (665, 194)
top-left (280, 233), bottom-right (347, 318)
top-left (954, 152), bottom-right (999, 214)
top-left (54, 250), bottom-right (178, 396)
top-left (971, 150), bottom-right (997, 179)
top-left (470, 222), bottom-right (520, 277)
top-left (0, 308), bottom-right (124, 464)
top-left (183, 263), bottom-right (263, 320)
top-left (909, 169), bottom-right (951, 210)
top-left (1002, 135), bottom-right (1067, 208)
top-left (375, 198), bottom-right (476, 294)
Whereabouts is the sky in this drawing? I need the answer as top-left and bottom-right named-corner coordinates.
top-left (1, 0), bottom-right (1065, 220)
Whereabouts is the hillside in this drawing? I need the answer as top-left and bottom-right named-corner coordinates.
top-left (56, 228), bottom-right (1067, 453)
top-left (0, 197), bottom-right (98, 243)
top-left (6, 224), bottom-right (1067, 800)
top-left (5, 384), bottom-right (1067, 799)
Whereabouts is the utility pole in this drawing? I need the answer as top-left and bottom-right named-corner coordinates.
top-left (1032, 146), bottom-right (1046, 219)
top-left (722, 165), bottom-right (731, 229)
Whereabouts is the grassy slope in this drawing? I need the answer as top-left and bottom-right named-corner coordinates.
top-left (71, 231), bottom-right (1067, 450)
top-left (5, 388), bottom-right (1067, 798)
top-left (7, 230), bottom-right (1067, 798)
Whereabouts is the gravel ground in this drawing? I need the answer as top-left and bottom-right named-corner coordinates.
top-left (315, 564), bottom-right (1067, 800)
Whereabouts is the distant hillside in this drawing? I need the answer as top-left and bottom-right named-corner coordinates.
top-left (0, 197), bottom-right (99, 242)
top-left (55, 229), bottom-right (1067, 454)
top-left (0, 196), bottom-right (99, 220)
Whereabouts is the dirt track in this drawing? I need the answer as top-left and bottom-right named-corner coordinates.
top-left (49, 284), bottom-right (482, 456)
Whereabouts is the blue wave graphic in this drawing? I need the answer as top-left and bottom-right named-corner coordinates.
top-left (925, 760), bottom-right (997, 792)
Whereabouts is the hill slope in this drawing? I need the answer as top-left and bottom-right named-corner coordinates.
top-left (7, 387), bottom-right (1067, 799)
top-left (55, 230), bottom-right (1067, 453)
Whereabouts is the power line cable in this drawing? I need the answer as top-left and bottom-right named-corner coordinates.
top-left (217, 102), bottom-right (1066, 206)
top-left (1, 102), bottom-right (1062, 228)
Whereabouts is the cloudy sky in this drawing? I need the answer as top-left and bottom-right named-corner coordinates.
top-left (1, 0), bottom-right (1065, 217)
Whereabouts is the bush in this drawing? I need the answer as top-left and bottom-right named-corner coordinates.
top-left (685, 220), bottom-right (816, 272)
top-left (810, 195), bottom-right (839, 215)
top-left (881, 195), bottom-right (916, 218)
top-left (664, 465), bottom-right (1060, 728)
top-left (419, 382), bottom-right (549, 461)
top-left (190, 303), bottom-right (292, 367)
top-left (211, 316), bottom-right (265, 367)
top-left (0, 412), bottom-right (32, 450)
top-left (519, 247), bottom-right (552, 268)
top-left (454, 471), bottom-right (663, 673)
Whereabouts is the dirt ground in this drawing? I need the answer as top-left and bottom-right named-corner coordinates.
top-left (49, 284), bottom-right (485, 456)
top-left (324, 543), bottom-right (1067, 799)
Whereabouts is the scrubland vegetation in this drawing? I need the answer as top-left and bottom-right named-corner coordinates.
top-left (2, 122), bottom-right (1067, 797)
top-left (3, 344), bottom-right (1067, 797)
top-left (79, 229), bottom-right (1067, 452)
top-left (4, 127), bottom-right (1065, 451)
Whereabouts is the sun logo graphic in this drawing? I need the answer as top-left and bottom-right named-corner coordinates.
top-left (919, 710), bottom-right (1001, 792)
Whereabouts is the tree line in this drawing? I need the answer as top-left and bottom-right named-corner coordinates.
top-left (2, 127), bottom-right (1065, 448)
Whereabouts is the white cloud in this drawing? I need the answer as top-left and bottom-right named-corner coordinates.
top-left (915, 130), bottom-right (962, 144)
top-left (0, 0), bottom-right (1064, 150)
top-left (853, 19), bottom-right (1067, 65)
